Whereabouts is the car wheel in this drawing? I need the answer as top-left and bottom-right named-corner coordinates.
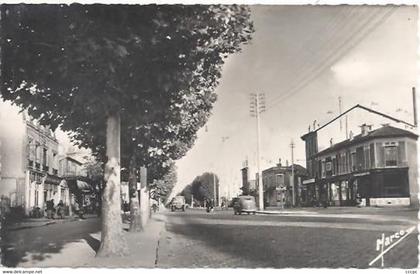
top-left (247, 212), bottom-right (250, 215)
top-left (238, 211), bottom-right (242, 215)
top-left (182, 206), bottom-right (185, 212)
top-left (252, 211), bottom-right (256, 215)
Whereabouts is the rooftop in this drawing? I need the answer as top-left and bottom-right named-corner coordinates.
top-left (315, 125), bottom-right (418, 157)
top-left (262, 163), bottom-right (308, 177)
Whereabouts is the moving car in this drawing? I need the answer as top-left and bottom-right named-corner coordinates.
top-left (233, 195), bottom-right (257, 215)
top-left (171, 196), bottom-right (186, 212)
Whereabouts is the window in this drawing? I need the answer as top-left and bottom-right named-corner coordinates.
top-left (321, 160), bottom-right (326, 178)
top-left (43, 148), bottom-right (48, 171)
top-left (364, 145), bottom-right (370, 170)
top-left (341, 153), bottom-right (346, 174)
top-left (384, 143), bottom-right (398, 167)
top-left (398, 141), bottom-right (406, 164)
top-left (370, 143), bottom-right (375, 168)
top-left (350, 152), bottom-right (356, 172)
top-left (276, 174), bottom-right (284, 188)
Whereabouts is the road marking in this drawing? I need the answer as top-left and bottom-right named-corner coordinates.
top-left (368, 226), bottom-right (416, 267)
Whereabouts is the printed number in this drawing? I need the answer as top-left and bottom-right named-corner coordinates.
top-left (406, 270), bottom-right (417, 274)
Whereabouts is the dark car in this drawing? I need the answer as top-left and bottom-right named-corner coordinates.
top-left (233, 195), bottom-right (257, 215)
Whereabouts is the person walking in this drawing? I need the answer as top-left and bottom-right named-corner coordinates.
top-left (46, 199), bottom-right (52, 219)
top-left (56, 200), bottom-right (64, 219)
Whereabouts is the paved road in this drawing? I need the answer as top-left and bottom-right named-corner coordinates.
top-left (3, 217), bottom-right (101, 267)
top-left (157, 209), bottom-right (418, 268)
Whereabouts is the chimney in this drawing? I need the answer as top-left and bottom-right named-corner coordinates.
top-left (349, 130), bottom-right (354, 140)
top-left (360, 123), bottom-right (372, 136)
top-left (277, 158), bottom-right (282, 167)
top-left (330, 138), bottom-right (334, 146)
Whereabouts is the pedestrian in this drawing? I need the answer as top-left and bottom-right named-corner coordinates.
top-left (51, 199), bottom-right (56, 219)
top-left (206, 198), bottom-right (212, 213)
top-left (57, 200), bottom-right (64, 219)
top-left (356, 193), bottom-right (362, 207)
top-left (46, 199), bottom-right (54, 219)
top-left (75, 201), bottom-right (84, 219)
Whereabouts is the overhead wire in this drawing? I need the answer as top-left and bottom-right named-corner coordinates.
top-left (266, 6), bottom-right (397, 111)
top-left (265, 7), bottom-right (383, 109)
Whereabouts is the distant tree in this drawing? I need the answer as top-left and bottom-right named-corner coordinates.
top-left (190, 172), bottom-right (219, 204)
top-left (1, 4), bottom-right (253, 256)
top-left (83, 156), bottom-right (104, 215)
top-left (180, 184), bottom-right (193, 205)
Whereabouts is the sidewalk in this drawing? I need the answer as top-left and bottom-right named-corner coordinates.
top-left (256, 206), bottom-right (418, 224)
top-left (18, 212), bottom-right (167, 267)
top-left (259, 205), bottom-right (418, 215)
top-left (6, 215), bottom-right (98, 231)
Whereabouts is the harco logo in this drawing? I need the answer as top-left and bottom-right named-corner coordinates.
top-left (369, 226), bottom-right (416, 267)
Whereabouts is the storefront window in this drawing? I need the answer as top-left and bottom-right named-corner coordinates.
top-left (331, 183), bottom-right (339, 201)
top-left (341, 181), bottom-right (348, 200)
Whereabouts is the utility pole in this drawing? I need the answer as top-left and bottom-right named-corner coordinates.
top-left (213, 173), bottom-right (217, 207)
top-left (191, 194), bottom-right (194, 208)
top-left (250, 92), bottom-right (265, 210)
top-left (412, 87), bottom-right (417, 127)
top-left (290, 140), bottom-right (295, 207)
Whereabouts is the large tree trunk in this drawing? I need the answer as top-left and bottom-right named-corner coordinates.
top-left (129, 155), bottom-right (143, 232)
top-left (96, 112), bottom-right (128, 257)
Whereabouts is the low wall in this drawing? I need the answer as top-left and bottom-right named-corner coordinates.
top-left (369, 197), bottom-right (410, 207)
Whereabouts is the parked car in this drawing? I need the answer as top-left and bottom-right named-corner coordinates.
top-left (233, 195), bottom-right (257, 215)
top-left (171, 196), bottom-right (186, 212)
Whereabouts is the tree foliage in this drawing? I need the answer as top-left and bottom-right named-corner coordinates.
top-left (1, 4), bottom-right (254, 170)
top-left (189, 172), bottom-right (219, 203)
top-left (180, 184), bottom-right (193, 205)
top-left (0, 4), bottom-right (253, 255)
top-left (149, 162), bottom-right (177, 203)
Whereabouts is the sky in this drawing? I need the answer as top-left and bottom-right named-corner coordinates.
top-left (172, 5), bottom-right (418, 199)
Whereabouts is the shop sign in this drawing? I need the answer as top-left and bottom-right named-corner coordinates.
top-left (325, 161), bottom-right (332, 171)
top-left (302, 178), bottom-right (315, 185)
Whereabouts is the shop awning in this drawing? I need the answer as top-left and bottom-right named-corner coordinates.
top-left (45, 174), bottom-right (62, 185)
top-left (76, 180), bottom-right (91, 192)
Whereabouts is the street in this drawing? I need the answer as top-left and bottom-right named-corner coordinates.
top-left (2, 207), bottom-right (418, 268)
top-left (157, 208), bottom-right (418, 268)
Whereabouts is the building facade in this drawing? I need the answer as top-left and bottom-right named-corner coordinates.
top-left (59, 154), bottom-right (94, 213)
top-left (0, 101), bottom-right (69, 216)
top-left (262, 161), bottom-right (308, 208)
top-left (301, 124), bottom-right (418, 207)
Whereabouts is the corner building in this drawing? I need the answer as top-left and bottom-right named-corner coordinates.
top-left (301, 124), bottom-right (418, 207)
